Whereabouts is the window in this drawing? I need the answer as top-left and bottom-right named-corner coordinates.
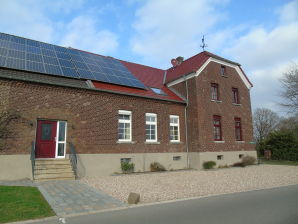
top-left (220, 65), bottom-right (226, 76)
top-left (213, 115), bottom-right (222, 141)
top-left (151, 88), bottom-right (167, 96)
top-left (56, 121), bottom-right (67, 158)
top-left (170, 115), bottom-right (180, 142)
top-left (173, 156), bottom-right (181, 161)
top-left (211, 83), bottom-right (220, 101)
top-left (120, 158), bottom-right (131, 163)
top-left (235, 117), bottom-right (242, 141)
top-left (217, 155), bottom-right (223, 160)
top-left (118, 110), bottom-right (132, 141)
top-left (232, 88), bottom-right (240, 104)
top-left (146, 113), bottom-right (157, 142)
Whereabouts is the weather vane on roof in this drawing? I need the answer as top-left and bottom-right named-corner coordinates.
top-left (200, 35), bottom-right (208, 51)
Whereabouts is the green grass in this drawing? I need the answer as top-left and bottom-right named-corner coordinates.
top-left (0, 186), bottom-right (55, 223)
top-left (260, 159), bottom-right (298, 166)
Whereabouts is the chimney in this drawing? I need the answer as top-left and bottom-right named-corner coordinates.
top-left (176, 56), bottom-right (184, 65)
top-left (171, 56), bottom-right (184, 67)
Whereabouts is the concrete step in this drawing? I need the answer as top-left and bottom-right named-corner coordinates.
top-left (34, 176), bottom-right (75, 181)
top-left (34, 172), bottom-right (75, 180)
top-left (35, 159), bottom-right (70, 165)
top-left (35, 164), bottom-right (72, 169)
top-left (34, 168), bottom-right (73, 175)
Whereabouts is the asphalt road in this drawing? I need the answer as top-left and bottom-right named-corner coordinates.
top-left (35, 185), bottom-right (298, 224)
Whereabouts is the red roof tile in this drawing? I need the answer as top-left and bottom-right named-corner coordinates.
top-left (119, 60), bottom-right (165, 88)
top-left (166, 52), bottom-right (209, 83)
top-left (92, 80), bottom-right (184, 102)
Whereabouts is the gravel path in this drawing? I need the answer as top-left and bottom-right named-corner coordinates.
top-left (83, 165), bottom-right (298, 204)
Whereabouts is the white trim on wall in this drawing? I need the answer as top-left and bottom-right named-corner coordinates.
top-left (166, 57), bottom-right (252, 90)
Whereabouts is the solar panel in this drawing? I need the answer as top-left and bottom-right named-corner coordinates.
top-left (0, 32), bottom-right (146, 89)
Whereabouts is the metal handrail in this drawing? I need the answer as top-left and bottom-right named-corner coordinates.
top-left (69, 143), bottom-right (78, 178)
top-left (30, 141), bottom-right (35, 178)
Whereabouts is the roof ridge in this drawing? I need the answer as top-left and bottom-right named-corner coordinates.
top-left (166, 51), bottom-right (207, 70)
top-left (119, 59), bottom-right (165, 72)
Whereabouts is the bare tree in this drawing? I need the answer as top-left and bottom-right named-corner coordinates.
top-left (253, 108), bottom-right (280, 144)
top-left (277, 114), bottom-right (298, 137)
top-left (280, 64), bottom-right (298, 113)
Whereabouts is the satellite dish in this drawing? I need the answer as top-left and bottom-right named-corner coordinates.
top-left (171, 58), bottom-right (178, 67)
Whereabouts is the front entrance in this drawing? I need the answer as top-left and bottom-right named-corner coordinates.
top-left (35, 120), bottom-right (67, 158)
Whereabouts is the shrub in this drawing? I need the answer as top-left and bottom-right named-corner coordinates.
top-left (203, 161), bottom-right (216, 169)
top-left (242, 155), bottom-right (257, 166)
top-left (232, 162), bottom-right (246, 167)
top-left (233, 155), bottom-right (256, 167)
top-left (121, 161), bottom-right (134, 173)
top-left (264, 131), bottom-right (298, 161)
top-left (150, 162), bottom-right (166, 172)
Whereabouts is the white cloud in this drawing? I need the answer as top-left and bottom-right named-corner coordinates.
top-left (222, 0), bottom-right (298, 114)
top-left (0, 0), bottom-right (119, 54)
top-left (0, 0), bottom-right (54, 42)
top-left (131, 0), bottom-right (228, 67)
top-left (60, 16), bottom-right (118, 54)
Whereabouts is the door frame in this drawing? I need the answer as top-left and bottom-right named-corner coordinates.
top-left (36, 119), bottom-right (67, 159)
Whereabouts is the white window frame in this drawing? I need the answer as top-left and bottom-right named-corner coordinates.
top-left (55, 121), bottom-right (67, 159)
top-left (145, 113), bottom-right (157, 142)
top-left (118, 110), bottom-right (132, 142)
top-left (170, 115), bottom-right (180, 142)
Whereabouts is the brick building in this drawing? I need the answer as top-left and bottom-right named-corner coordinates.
top-left (0, 33), bottom-right (256, 180)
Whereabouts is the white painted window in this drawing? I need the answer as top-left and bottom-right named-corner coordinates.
top-left (56, 121), bottom-right (67, 158)
top-left (146, 113), bottom-right (157, 142)
top-left (118, 110), bottom-right (132, 141)
top-left (170, 115), bottom-right (180, 142)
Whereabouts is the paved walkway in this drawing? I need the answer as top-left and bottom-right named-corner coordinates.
top-left (0, 179), bottom-right (125, 216)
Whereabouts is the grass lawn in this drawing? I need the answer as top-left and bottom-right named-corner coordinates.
top-left (261, 159), bottom-right (298, 166)
top-left (0, 185), bottom-right (55, 223)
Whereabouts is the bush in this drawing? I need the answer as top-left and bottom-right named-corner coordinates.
top-left (150, 162), bottom-right (166, 172)
top-left (232, 162), bottom-right (246, 167)
top-left (264, 131), bottom-right (298, 161)
top-left (203, 161), bottom-right (216, 169)
top-left (242, 155), bottom-right (256, 166)
top-left (121, 162), bottom-right (134, 173)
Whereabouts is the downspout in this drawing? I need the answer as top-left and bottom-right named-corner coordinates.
top-left (184, 76), bottom-right (190, 169)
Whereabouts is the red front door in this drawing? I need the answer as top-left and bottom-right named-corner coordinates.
top-left (36, 120), bottom-right (57, 158)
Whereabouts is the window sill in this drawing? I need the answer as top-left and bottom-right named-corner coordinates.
top-left (145, 141), bottom-right (160, 144)
top-left (214, 141), bottom-right (225, 143)
top-left (211, 100), bottom-right (222, 103)
top-left (170, 141), bottom-right (182, 144)
top-left (232, 103), bottom-right (241, 106)
top-left (236, 141), bottom-right (245, 143)
top-left (117, 141), bottom-right (135, 144)
top-left (221, 75), bottom-right (228, 78)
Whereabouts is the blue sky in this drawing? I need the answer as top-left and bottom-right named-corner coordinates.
top-left (1, 0), bottom-right (298, 115)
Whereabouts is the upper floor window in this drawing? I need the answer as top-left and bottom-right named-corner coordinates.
top-left (170, 115), bottom-right (180, 142)
top-left (235, 117), bottom-right (242, 141)
top-left (220, 65), bottom-right (226, 76)
top-left (211, 83), bottom-right (220, 101)
top-left (146, 113), bottom-right (157, 142)
top-left (213, 115), bottom-right (222, 141)
top-left (118, 110), bottom-right (132, 141)
top-left (232, 87), bottom-right (240, 104)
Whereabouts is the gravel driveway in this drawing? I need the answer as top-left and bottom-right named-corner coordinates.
top-left (82, 165), bottom-right (298, 204)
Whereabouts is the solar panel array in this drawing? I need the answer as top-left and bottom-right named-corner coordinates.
top-left (0, 32), bottom-right (146, 89)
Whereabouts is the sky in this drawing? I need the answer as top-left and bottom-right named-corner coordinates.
top-left (0, 0), bottom-right (298, 115)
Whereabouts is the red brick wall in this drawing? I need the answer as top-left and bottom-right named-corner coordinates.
top-left (0, 79), bottom-right (186, 155)
top-left (171, 61), bottom-right (255, 152)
